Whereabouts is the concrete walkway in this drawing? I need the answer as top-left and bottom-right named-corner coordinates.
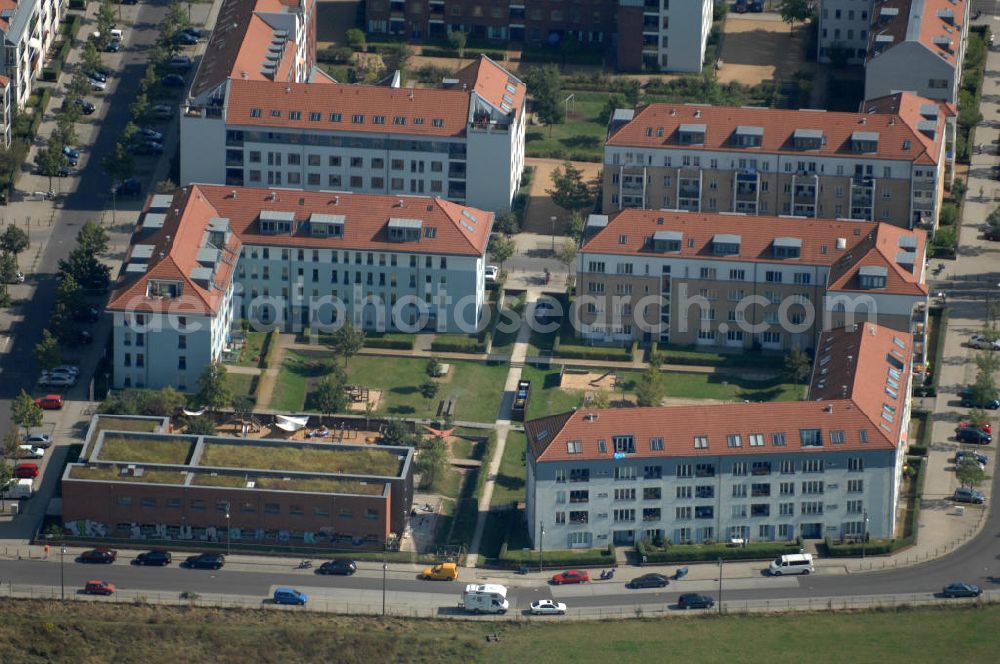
top-left (465, 288), bottom-right (540, 566)
top-left (253, 333), bottom-right (289, 411)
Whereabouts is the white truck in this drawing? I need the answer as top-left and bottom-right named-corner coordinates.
top-left (460, 584), bottom-right (509, 614)
top-left (3, 479), bottom-right (34, 499)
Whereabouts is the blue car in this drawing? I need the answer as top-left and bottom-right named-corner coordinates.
top-left (273, 587), bottom-right (308, 605)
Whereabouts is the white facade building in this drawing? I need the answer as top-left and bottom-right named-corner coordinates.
top-left (1, 0), bottom-right (66, 109)
top-left (637, 0), bottom-right (714, 72)
top-left (818, 0), bottom-right (872, 64)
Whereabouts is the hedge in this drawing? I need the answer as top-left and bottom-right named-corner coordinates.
top-left (914, 307), bottom-right (947, 397)
top-left (420, 46), bottom-right (507, 60)
top-left (636, 538), bottom-right (800, 564)
top-left (258, 330), bottom-right (275, 370)
top-left (364, 338), bottom-right (414, 350)
top-left (497, 542), bottom-right (614, 569)
top-left (430, 337), bottom-right (487, 354)
top-left (473, 432), bottom-right (497, 503)
top-left (68, 0), bottom-right (86, 8)
top-left (659, 346), bottom-right (781, 369)
top-left (552, 344), bottom-right (631, 362)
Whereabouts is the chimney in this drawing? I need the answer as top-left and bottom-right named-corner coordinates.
top-left (230, 190), bottom-right (237, 199)
top-left (333, 195), bottom-right (339, 205)
top-left (670, 108), bottom-right (676, 116)
top-left (397, 199), bottom-right (404, 208)
top-left (268, 191), bottom-right (277, 201)
top-left (694, 109), bottom-right (701, 118)
top-left (836, 237), bottom-right (846, 250)
top-left (824, 404), bottom-right (833, 413)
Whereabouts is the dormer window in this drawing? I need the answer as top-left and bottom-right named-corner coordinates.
top-left (772, 237), bottom-right (802, 259)
top-left (792, 128), bottom-right (823, 150)
top-left (258, 210), bottom-right (296, 235)
top-left (387, 217), bottom-right (423, 242)
top-left (858, 265), bottom-right (888, 289)
top-left (677, 123), bottom-right (706, 145)
top-left (652, 230), bottom-right (682, 253)
top-left (734, 126), bottom-right (763, 148)
top-left (309, 213), bottom-right (345, 237)
top-left (851, 131), bottom-right (880, 154)
top-left (712, 234), bottom-right (741, 256)
top-left (147, 280), bottom-right (182, 298)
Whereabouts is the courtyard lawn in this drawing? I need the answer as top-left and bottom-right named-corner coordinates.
top-left (519, 364), bottom-right (585, 421)
top-left (226, 371), bottom-right (257, 399)
top-left (235, 331), bottom-right (267, 368)
top-left (490, 431), bottom-right (527, 508)
top-left (524, 91), bottom-right (609, 161)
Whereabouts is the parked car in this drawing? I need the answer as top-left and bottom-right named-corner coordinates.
top-left (959, 389), bottom-right (1000, 409)
top-left (985, 227), bottom-right (1000, 241)
top-left (421, 562), bottom-right (458, 580)
top-left (953, 487), bottom-right (986, 504)
top-left (56, 167), bottom-right (72, 178)
top-left (184, 553), bottom-right (225, 569)
top-left (957, 427), bottom-right (992, 444)
top-left (179, 27), bottom-right (205, 39)
top-left (168, 55), bottom-right (192, 70)
top-left (72, 330), bottom-right (94, 346)
top-left (484, 265), bottom-right (499, 281)
top-left (550, 570), bottom-right (589, 585)
top-left (35, 394), bottom-right (64, 410)
top-left (129, 141), bottom-right (164, 156)
top-left (161, 74), bottom-right (186, 87)
top-left (13, 463), bottom-right (39, 479)
top-left (317, 559), bottom-right (357, 575)
top-left (138, 127), bottom-right (163, 142)
top-left (173, 31), bottom-right (199, 45)
top-left (51, 365), bottom-right (80, 376)
top-left (72, 307), bottom-right (100, 323)
top-left (114, 178), bottom-right (142, 196)
top-left (104, 40), bottom-right (121, 53)
top-left (84, 580), bottom-right (116, 595)
top-left (85, 70), bottom-right (107, 83)
top-left (628, 573), bottom-right (669, 589)
top-left (23, 433), bottom-right (53, 448)
top-left (957, 421), bottom-right (992, 434)
top-left (65, 98), bottom-right (96, 115)
top-left (149, 104), bottom-right (174, 120)
top-left (62, 146), bottom-right (80, 160)
top-left (529, 599), bottom-right (567, 615)
top-left (968, 334), bottom-right (1000, 350)
top-left (272, 587), bottom-right (308, 605)
top-left (955, 450), bottom-right (989, 468)
top-left (942, 582), bottom-right (982, 598)
top-left (89, 78), bottom-right (108, 92)
top-left (18, 445), bottom-right (45, 459)
top-left (38, 373), bottom-right (76, 388)
top-left (3, 269), bottom-right (24, 284)
top-left (79, 548), bottom-right (117, 564)
top-left (677, 593), bottom-right (715, 609)
top-left (135, 550), bottom-right (172, 566)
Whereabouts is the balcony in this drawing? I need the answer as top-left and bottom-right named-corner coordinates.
top-left (679, 186), bottom-right (700, 199)
top-left (851, 193), bottom-right (874, 207)
top-left (793, 189), bottom-right (816, 202)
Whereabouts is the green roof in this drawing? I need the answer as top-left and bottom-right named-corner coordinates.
top-left (69, 465), bottom-right (188, 485)
top-left (198, 441), bottom-right (403, 476)
top-left (97, 434), bottom-right (194, 465)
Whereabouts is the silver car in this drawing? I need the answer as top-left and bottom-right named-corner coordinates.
top-left (23, 433), bottom-right (53, 448)
top-left (18, 445), bottom-right (45, 459)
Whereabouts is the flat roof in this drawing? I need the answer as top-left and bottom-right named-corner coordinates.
top-left (95, 433), bottom-right (194, 465)
top-left (69, 465), bottom-right (189, 485)
top-left (198, 439), bottom-right (405, 476)
top-left (188, 471), bottom-right (387, 495)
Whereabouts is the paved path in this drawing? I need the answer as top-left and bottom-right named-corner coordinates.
top-left (253, 332), bottom-right (288, 411)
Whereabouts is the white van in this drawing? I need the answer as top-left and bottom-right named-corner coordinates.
top-left (768, 553), bottom-right (814, 576)
top-left (460, 583), bottom-right (509, 614)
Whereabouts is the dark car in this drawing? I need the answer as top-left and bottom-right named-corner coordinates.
top-left (104, 40), bottom-right (121, 53)
top-left (173, 32), bottom-right (199, 45)
top-left (317, 559), bottom-right (357, 575)
top-left (72, 306), bottom-right (100, 323)
top-left (114, 178), bottom-right (142, 196)
top-left (960, 389), bottom-right (1000, 409)
top-left (953, 487), bottom-right (986, 504)
top-left (957, 427), bottom-right (992, 444)
top-left (985, 227), bottom-right (1000, 241)
top-left (135, 550), bottom-right (172, 566)
top-left (955, 450), bottom-right (989, 467)
top-left (56, 167), bottom-right (72, 178)
top-left (65, 98), bottom-right (96, 115)
top-left (129, 142), bottom-right (164, 156)
top-left (161, 74), bottom-right (186, 87)
top-left (677, 593), bottom-right (715, 609)
top-left (179, 27), bottom-right (205, 39)
top-left (86, 70), bottom-right (107, 83)
top-left (942, 582), bottom-right (982, 598)
top-left (185, 553), bottom-right (225, 569)
top-left (628, 573), bottom-right (669, 589)
top-left (73, 329), bottom-right (93, 346)
top-left (79, 548), bottom-right (117, 564)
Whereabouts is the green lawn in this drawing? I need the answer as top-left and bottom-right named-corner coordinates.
top-left (525, 91), bottom-right (608, 161)
top-left (490, 431), bottom-right (526, 508)
top-left (226, 372), bottom-right (257, 398)
top-left (490, 293), bottom-right (525, 355)
top-left (449, 437), bottom-right (476, 460)
top-left (271, 352), bottom-right (507, 422)
top-left (520, 364), bottom-right (585, 420)
top-left (235, 332), bottom-right (267, 367)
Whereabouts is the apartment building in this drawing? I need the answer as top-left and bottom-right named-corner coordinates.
top-left (182, 0), bottom-right (526, 213)
top-left (524, 322), bottom-right (914, 550)
top-left (818, 0), bottom-right (874, 64)
top-left (1, 0), bottom-right (65, 109)
top-left (363, 0), bottom-right (714, 73)
top-left (107, 184), bottom-right (493, 390)
top-left (0, 74), bottom-right (10, 148)
top-left (61, 414), bottom-right (415, 550)
top-left (601, 93), bottom-right (951, 230)
top-left (576, 209), bottom-right (928, 352)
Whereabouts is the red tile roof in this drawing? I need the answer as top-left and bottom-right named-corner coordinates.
top-left (867, 0), bottom-right (968, 66)
top-left (454, 55), bottom-right (526, 119)
top-left (606, 95), bottom-right (945, 165)
top-left (527, 323), bottom-right (912, 463)
top-left (827, 223), bottom-right (927, 296)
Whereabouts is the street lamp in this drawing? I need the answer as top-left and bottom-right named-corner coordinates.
top-left (862, 509), bottom-right (870, 559)
top-left (382, 562), bottom-right (388, 616)
top-left (539, 525), bottom-right (545, 572)
top-left (550, 216), bottom-right (557, 252)
top-left (60, 545), bottom-right (66, 601)
top-left (225, 504), bottom-right (231, 555)
top-left (717, 557), bottom-right (723, 615)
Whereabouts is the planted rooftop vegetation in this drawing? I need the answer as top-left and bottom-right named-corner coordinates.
top-left (69, 465), bottom-right (188, 485)
top-left (188, 471), bottom-right (385, 495)
top-left (198, 440), bottom-right (403, 476)
top-left (96, 434), bottom-right (195, 465)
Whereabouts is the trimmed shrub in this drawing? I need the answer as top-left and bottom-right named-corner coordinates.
top-left (636, 539), bottom-right (800, 564)
top-left (497, 542), bottom-right (614, 569)
top-left (431, 337), bottom-right (487, 354)
top-left (364, 337), bottom-right (414, 350)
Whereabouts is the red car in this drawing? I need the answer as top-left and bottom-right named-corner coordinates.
top-left (35, 394), bottom-right (64, 410)
top-left (13, 463), bottom-right (39, 479)
top-left (958, 422), bottom-right (992, 434)
top-left (84, 580), bottom-right (116, 595)
top-left (551, 569), bottom-right (590, 585)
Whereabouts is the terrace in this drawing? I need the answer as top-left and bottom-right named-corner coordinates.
top-left (198, 440), bottom-right (404, 477)
top-left (96, 434), bottom-right (196, 465)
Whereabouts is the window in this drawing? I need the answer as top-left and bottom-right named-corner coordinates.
top-left (693, 436), bottom-right (708, 449)
top-left (644, 487), bottom-right (661, 500)
top-left (566, 441), bottom-right (582, 454)
top-left (751, 504), bottom-right (770, 517)
top-left (339, 508), bottom-right (353, 518)
top-left (676, 506), bottom-right (692, 519)
top-left (614, 466), bottom-right (637, 481)
top-left (570, 511), bottom-right (589, 524)
top-left (732, 462), bottom-right (747, 476)
top-left (643, 465), bottom-right (662, 479)
top-left (803, 459), bottom-right (825, 473)
top-left (570, 490), bottom-right (589, 503)
top-left (780, 482), bottom-right (795, 496)
top-left (800, 428), bottom-right (823, 447)
top-left (801, 501), bottom-right (823, 515)
top-left (802, 480), bottom-right (824, 495)
top-left (650, 437), bottom-right (664, 451)
top-left (676, 464), bottom-right (692, 478)
top-left (554, 469), bottom-right (566, 483)
top-left (569, 468), bottom-right (590, 483)
top-left (695, 506), bottom-right (714, 519)
top-left (643, 508), bottom-right (661, 522)
top-left (140, 497), bottom-right (156, 508)
top-left (830, 431), bottom-right (845, 444)
top-left (695, 485), bottom-right (714, 499)
top-left (846, 500), bottom-right (863, 514)
top-left (780, 503), bottom-right (794, 516)
top-left (848, 457), bottom-right (864, 472)
top-left (613, 435), bottom-right (636, 454)
top-left (732, 484), bottom-right (747, 498)
top-left (614, 488), bottom-right (636, 501)
top-left (732, 504), bottom-right (747, 518)
top-left (780, 460), bottom-right (795, 474)
top-left (695, 463), bottom-right (715, 478)
top-left (751, 461), bottom-right (771, 476)
top-left (751, 483), bottom-right (771, 497)
top-left (848, 479), bottom-right (863, 493)
top-left (748, 434), bottom-right (764, 447)
top-left (555, 512), bottom-right (566, 524)
top-left (190, 500), bottom-right (206, 512)
top-left (116, 496), bottom-right (132, 507)
top-left (726, 434), bottom-right (741, 448)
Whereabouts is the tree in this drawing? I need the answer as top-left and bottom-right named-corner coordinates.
top-left (488, 233), bottom-right (515, 270)
top-left (956, 458), bottom-right (986, 488)
top-left (196, 363), bottom-right (233, 411)
top-left (185, 417), bottom-right (217, 436)
top-left (34, 144), bottom-right (68, 191)
top-left (448, 30), bottom-right (468, 59)
top-left (416, 438), bottom-right (447, 489)
top-left (493, 210), bottom-right (520, 236)
top-left (12, 390), bottom-right (43, 435)
top-left (565, 211), bottom-right (586, 244)
top-left (557, 241), bottom-right (577, 289)
top-left (970, 366), bottom-right (998, 406)
top-left (783, 348), bottom-right (812, 384)
top-left (331, 322), bottom-right (365, 367)
top-left (165, 0), bottom-right (189, 32)
top-left (0, 454), bottom-right (12, 506)
top-left (234, 395), bottom-right (255, 423)
top-left (547, 161), bottom-right (594, 213)
top-left (58, 247), bottom-right (111, 290)
top-left (380, 42), bottom-right (413, 74)
top-left (590, 389), bottom-right (610, 409)
top-left (56, 272), bottom-right (83, 314)
top-left (102, 142), bottom-right (135, 185)
top-left (34, 329), bottom-right (61, 371)
top-left (0, 253), bottom-right (18, 304)
top-left (966, 408), bottom-right (991, 429)
top-left (53, 117), bottom-right (77, 152)
top-left (777, 0), bottom-right (812, 30)
top-left (96, 0), bottom-right (117, 50)
top-left (525, 65), bottom-right (563, 134)
top-left (155, 178), bottom-right (177, 194)
top-left (77, 220), bottom-right (110, 256)
top-left (310, 374), bottom-right (349, 423)
top-left (598, 94), bottom-right (627, 126)
top-left (426, 356), bottom-right (441, 378)
top-left (129, 91), bottom-right (149, 123)
top-left (382, 418), bottom-right (416, 446)
top-left (2, 429), bottom-right (20, 459)
top-left (345, 28), bottom-right (367, 51)
top-left (49, 303), bottom-right (75, 345)
top-left (82, 41), bottom-right (102, 76)
top-left (419, 377), bottom-right (439, 406)
top-left (0, 225), bottom-right (29, 268)
top-left (634, 357), bottom-right (665, 407)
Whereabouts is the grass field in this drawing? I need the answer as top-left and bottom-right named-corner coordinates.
top-left (226, 372), bottom-right (257, 398)
top-left (524, 91), bottom-right (610, 161)
top-left (270, 352), bottom-right (508, 423)
top-left (235, 332), bottom-right (266, 368)
top-left (4, 600), bottom-right (1000, 664)
top-left (490, 431), bottom-right (527, 507)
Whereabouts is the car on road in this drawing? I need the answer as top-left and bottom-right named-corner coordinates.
top-left (959, 389), bottom-right (1000, 410)
top-left (168, 55), bottom-right (192, 70)
top-left (13, 463), bottom-right (39, 479)
top-left (161, 74), bottom-right (186, 87)
top-left (114, 178), bottom-right (142, 196)
top-left (138, 127), bottom-right (163, 142)
top-left (84, 580), bottom-right (116, 595)
top-left (317, 559), bottom-right (357, 575)
top-left (72, 307), bottom-right (100, 323)
top-left (79, 548), bottom-right (117, 564)
top-left (968, 334), bottom-right (1000, 350)
top-left (65, 98), bottom-right (96, 115)
top-left (135, 550), bottom-right (172, 566)
top-left (955, 450), bottom-right (989, 468)
top-left (529, 599), bottom-right (567, 615)
top-left (273, 587), bottom-right (308, 605)
top-left (953, 487), bottom-right (986, 504)
top-left (149, 104), bottom-right (174, 120)
top-left (38, 373), bottom-right (76, 388)
top-left (956, 427), bottom-right (992, 444)
top-left (23, 433), bottom-right (53, 448)
top-left (73, 329), bottom-right (94, 346)
top-left (676, 593), bottom-right (715, 609)
top-left (184, 553), bottom-right (225, 570)
top-left (35, 394), bottom-right (64, 410)
top-left (421, 562), bottom-right (458, 580)
top-left (484, 265), bottom-right (499, 281)
top-left (18, 445), bottom-right (45, 459)
top-left (51, 365), bottom-right (80, 376)
top-left (942, 582), bottom-right (982, 598)
top-left (550, 570), bottom-right (589, 585)
top-left (628, 573), bottom-right (669, 589)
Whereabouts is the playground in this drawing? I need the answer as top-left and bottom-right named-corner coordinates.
top-left (558, 367), bottom-right (620, 392)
